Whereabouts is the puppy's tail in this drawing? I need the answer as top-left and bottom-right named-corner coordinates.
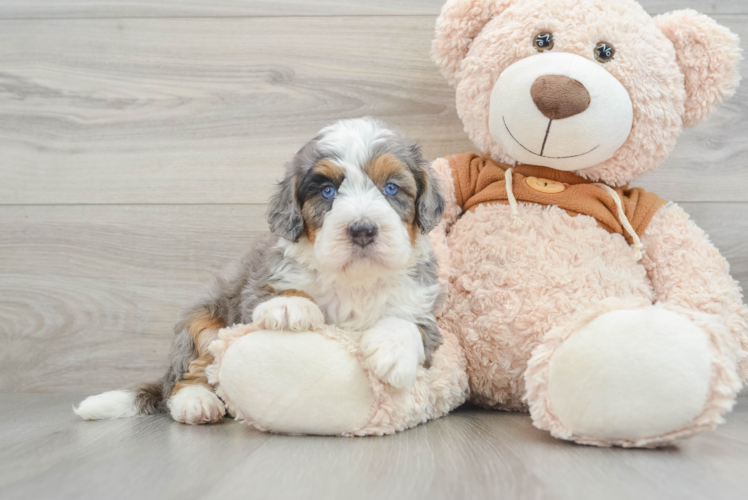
top-left (74, 382), bottom-right (165, 420)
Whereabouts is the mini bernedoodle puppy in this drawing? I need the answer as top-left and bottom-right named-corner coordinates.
top-left (75, 117), bottom-right (446, 425)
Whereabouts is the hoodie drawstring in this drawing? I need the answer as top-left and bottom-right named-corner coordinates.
top-left (504, 170), bottom-right (642, 261)
top-left (593, 183), bottom-right (644, 261)
top-left (505, 168), bottom-right (525, 228)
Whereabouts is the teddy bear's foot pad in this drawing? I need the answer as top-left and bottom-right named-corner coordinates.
top-left (547, 307), bottom-right (712, 444)
top-left (217, 330), bottom-right (375, 435)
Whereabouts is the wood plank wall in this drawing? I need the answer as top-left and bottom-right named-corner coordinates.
top-left (1, 0), bottom-right (746, 393)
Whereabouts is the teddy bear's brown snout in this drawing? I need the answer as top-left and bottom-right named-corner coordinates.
top-left (531, 75), bottom-right (591, 120)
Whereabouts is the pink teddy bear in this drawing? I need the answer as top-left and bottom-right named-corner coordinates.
top-left (210, 0), bottom-right (746, 447)
top-left (428, 0), bottom-right (746, 447)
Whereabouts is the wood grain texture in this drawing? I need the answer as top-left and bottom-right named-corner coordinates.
top-left (0, 394), bottom-right (746, 500)
top-left (0, 16), bottom-right (467, 205)
top-left (1, 202), bottom-right (745, 393)
top-left (684, 203), bottom-right (748, 292)
top-left (0, 205), bottom-right (267, 392)
top-left (1, 15), bottom-right (747, 205)
top-left (1, 2), bottom-right (747, 489)
top-left (0, 0), bottom-right (743, 18)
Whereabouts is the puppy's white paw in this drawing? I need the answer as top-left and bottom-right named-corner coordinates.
top-left (252, 296), bottom-right (324, 332)
top-left (361, 317), bottom-right (425, 390)
top-left (168, 385), bottom-right (225, 425)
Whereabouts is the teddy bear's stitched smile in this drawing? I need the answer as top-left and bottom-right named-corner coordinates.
top-left (502, 116), bottom-right (600, 160)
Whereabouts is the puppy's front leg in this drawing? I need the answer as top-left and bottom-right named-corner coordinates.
top-left (252, 289), bottom-right (325, 331)
top-left (361, 317), bottom-right (425, 390)
top-left (168, 312), bottom-right (226, 425)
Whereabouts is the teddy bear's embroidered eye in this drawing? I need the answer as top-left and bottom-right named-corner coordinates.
top-left (594, 42), bottom-right (615, 63)
top-left (534, 33), bottom-right (554, 52)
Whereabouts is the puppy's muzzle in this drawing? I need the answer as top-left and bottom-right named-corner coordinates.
top-left (347, 221), bottom-right (378, 248)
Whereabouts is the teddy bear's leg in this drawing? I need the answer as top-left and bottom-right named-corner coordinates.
top-left (208, 322), bottom-right (468, 436)
top-left (211, 327), bottom-right (376, 435)
top-left (524, 299), bottom-right (742, 447)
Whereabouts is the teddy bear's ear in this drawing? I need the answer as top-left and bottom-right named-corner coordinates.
top-left (655, 9), bottom-right (741, 128)
top-left (432, 0), bottom-right (517, 86)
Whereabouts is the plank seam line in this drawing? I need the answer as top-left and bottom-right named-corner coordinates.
top-left (0, 14), bottom-right (439, 21)
top-left (0, 13), bottom-right (743, 21)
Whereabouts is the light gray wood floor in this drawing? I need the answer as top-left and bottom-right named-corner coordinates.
top-left (1, 394), bottom-right (747, 500)
top-left (1, 1), bottom-right (748, 498)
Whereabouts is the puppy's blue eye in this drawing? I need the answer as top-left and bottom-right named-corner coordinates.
top-left (384, 183), bottom-right (399, 196)
top-left (321, 186), bottom-right (337, 199)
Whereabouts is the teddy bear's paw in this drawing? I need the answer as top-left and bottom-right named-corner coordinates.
top-left (541, 306), bottom-right (725, 445)
top-left (252, 296), bottom-right (325, 332)
top-left (361, 317), bottom-right (425, 390)
top-left (168, 385), bottom-right (225, 425)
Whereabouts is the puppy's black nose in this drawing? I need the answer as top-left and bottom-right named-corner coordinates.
top-left (348, 221), bottom-right (378, 248)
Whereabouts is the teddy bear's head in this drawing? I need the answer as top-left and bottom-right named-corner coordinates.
top-left (433, 0), bottom-right (741, 186)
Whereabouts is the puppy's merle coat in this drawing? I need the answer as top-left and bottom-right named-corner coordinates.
top-left (75, 118), bottom-right (445, 424)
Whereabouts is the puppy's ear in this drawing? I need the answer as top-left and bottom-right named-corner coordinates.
top-left (432, 0), bottom-right (517, 86)
top-left (655, 9), bottom-right (741, 127)
top-left (413, 147), bottom-right (445, 234)
top-left (267, 168), bottom-right (304, 242)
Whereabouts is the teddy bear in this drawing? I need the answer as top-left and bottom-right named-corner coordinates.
top-left (426, 0), bottom-right (746, 447)
top-left (209, 0), bottom-right (747, 447)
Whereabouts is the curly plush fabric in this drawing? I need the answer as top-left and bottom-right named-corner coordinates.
top-left (432, 0), bottom-right (741, 187)
top-left (524, 298), bottom-right (742, 448)
top-left (655, 10), bottom-right (742, 128)
top-left (437, 196), bottom-right (655, 410)
top-left (433, 0), bottom-right (517, 86)
top-left (428, 2), bottom-right (745, 445)
top-left (208, 322), bottom-right (469, 436)
top-left (641, 204), bottom-right (748, 380)
top-left (432, 155), bottom-right (747, 445)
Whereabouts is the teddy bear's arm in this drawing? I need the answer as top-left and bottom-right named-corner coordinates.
top-left (640, 202), bottom-right (748, 380)
top-left (428, 158), bottom-right (463, 283)
top-left (430, 158), bottom-right (462, 228)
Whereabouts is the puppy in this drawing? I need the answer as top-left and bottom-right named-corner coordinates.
top-left (75, 117), bottom-right (446, 425)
